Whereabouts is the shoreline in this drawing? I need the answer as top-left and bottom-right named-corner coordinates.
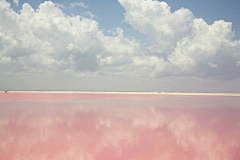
top-left (1, 90), bottom-right (240, 97)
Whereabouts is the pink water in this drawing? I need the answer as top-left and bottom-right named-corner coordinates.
top-left (0, 92), bottom-right (240, 160)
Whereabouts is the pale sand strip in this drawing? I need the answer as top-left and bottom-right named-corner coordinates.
top-left (1, 90), bottom-right (240, 97)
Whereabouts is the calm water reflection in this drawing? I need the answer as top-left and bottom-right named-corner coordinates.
top-left (0, 93), bottom-right (240, 160)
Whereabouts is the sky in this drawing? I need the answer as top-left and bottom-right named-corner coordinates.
top-left (0, 0), bottom-right (240, 92)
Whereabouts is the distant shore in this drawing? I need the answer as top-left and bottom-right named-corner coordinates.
top-left (1, 90), bottom-right (240, 97)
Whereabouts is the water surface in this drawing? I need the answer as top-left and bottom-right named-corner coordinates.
top-left (0, 92), bottom-right (240, 160)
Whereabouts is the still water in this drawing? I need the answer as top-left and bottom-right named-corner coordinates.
top-left (0, 92), bottom-right (240, 160)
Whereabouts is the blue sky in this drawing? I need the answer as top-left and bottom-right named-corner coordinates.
top-left (1, 0), bottom-right (240, 92)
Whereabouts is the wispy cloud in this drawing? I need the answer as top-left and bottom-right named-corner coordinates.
top-left (69, 2), bottom-right (88, 9)
top-left (83, 11), bottom-right (95, 19)
top-left (55, 3), bottom-right (66, 9)
top-left (13, 0), bottom-right (19, 6)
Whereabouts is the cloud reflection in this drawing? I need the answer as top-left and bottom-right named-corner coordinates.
top-left (0, 96), bottom-right (240, 160)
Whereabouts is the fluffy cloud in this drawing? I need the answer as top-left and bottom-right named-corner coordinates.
top-left (119, 0), bottom-right (240, 79)
top-left (0, 0), bottom-right (140, 75)
top-left (1, 0), bottom-right (240, 80)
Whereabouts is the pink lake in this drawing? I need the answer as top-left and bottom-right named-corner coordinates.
top-left (0, 92), bottom-right (240, 160)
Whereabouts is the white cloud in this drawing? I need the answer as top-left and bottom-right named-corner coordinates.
top-left (1, 0), bottom-right (240, 81)
top-left (55, 3), bottom-right (66, 9)
top-left (0, 0), bottom-right (140, 75)
top-left (119, 0), bottom-right (240, 80)
top-left (13, 0), bottom-right (19, 6)
top-left (0, 56), bottom-right (11, 64)
top-left (83, 11), bottom-right (95, 19)
top-left (69, 2), bottom-right (88, 9)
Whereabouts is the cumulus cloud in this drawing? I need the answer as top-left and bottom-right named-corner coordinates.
top-left (1, 0), bottom-right (240, 80)
top-left (0, 0), bottom-right (140, 75)
top-left (119, 0), bottom-right (240, 79)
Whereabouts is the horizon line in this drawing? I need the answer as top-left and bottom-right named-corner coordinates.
top-left (1, 90), bottom-right (240, 96)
